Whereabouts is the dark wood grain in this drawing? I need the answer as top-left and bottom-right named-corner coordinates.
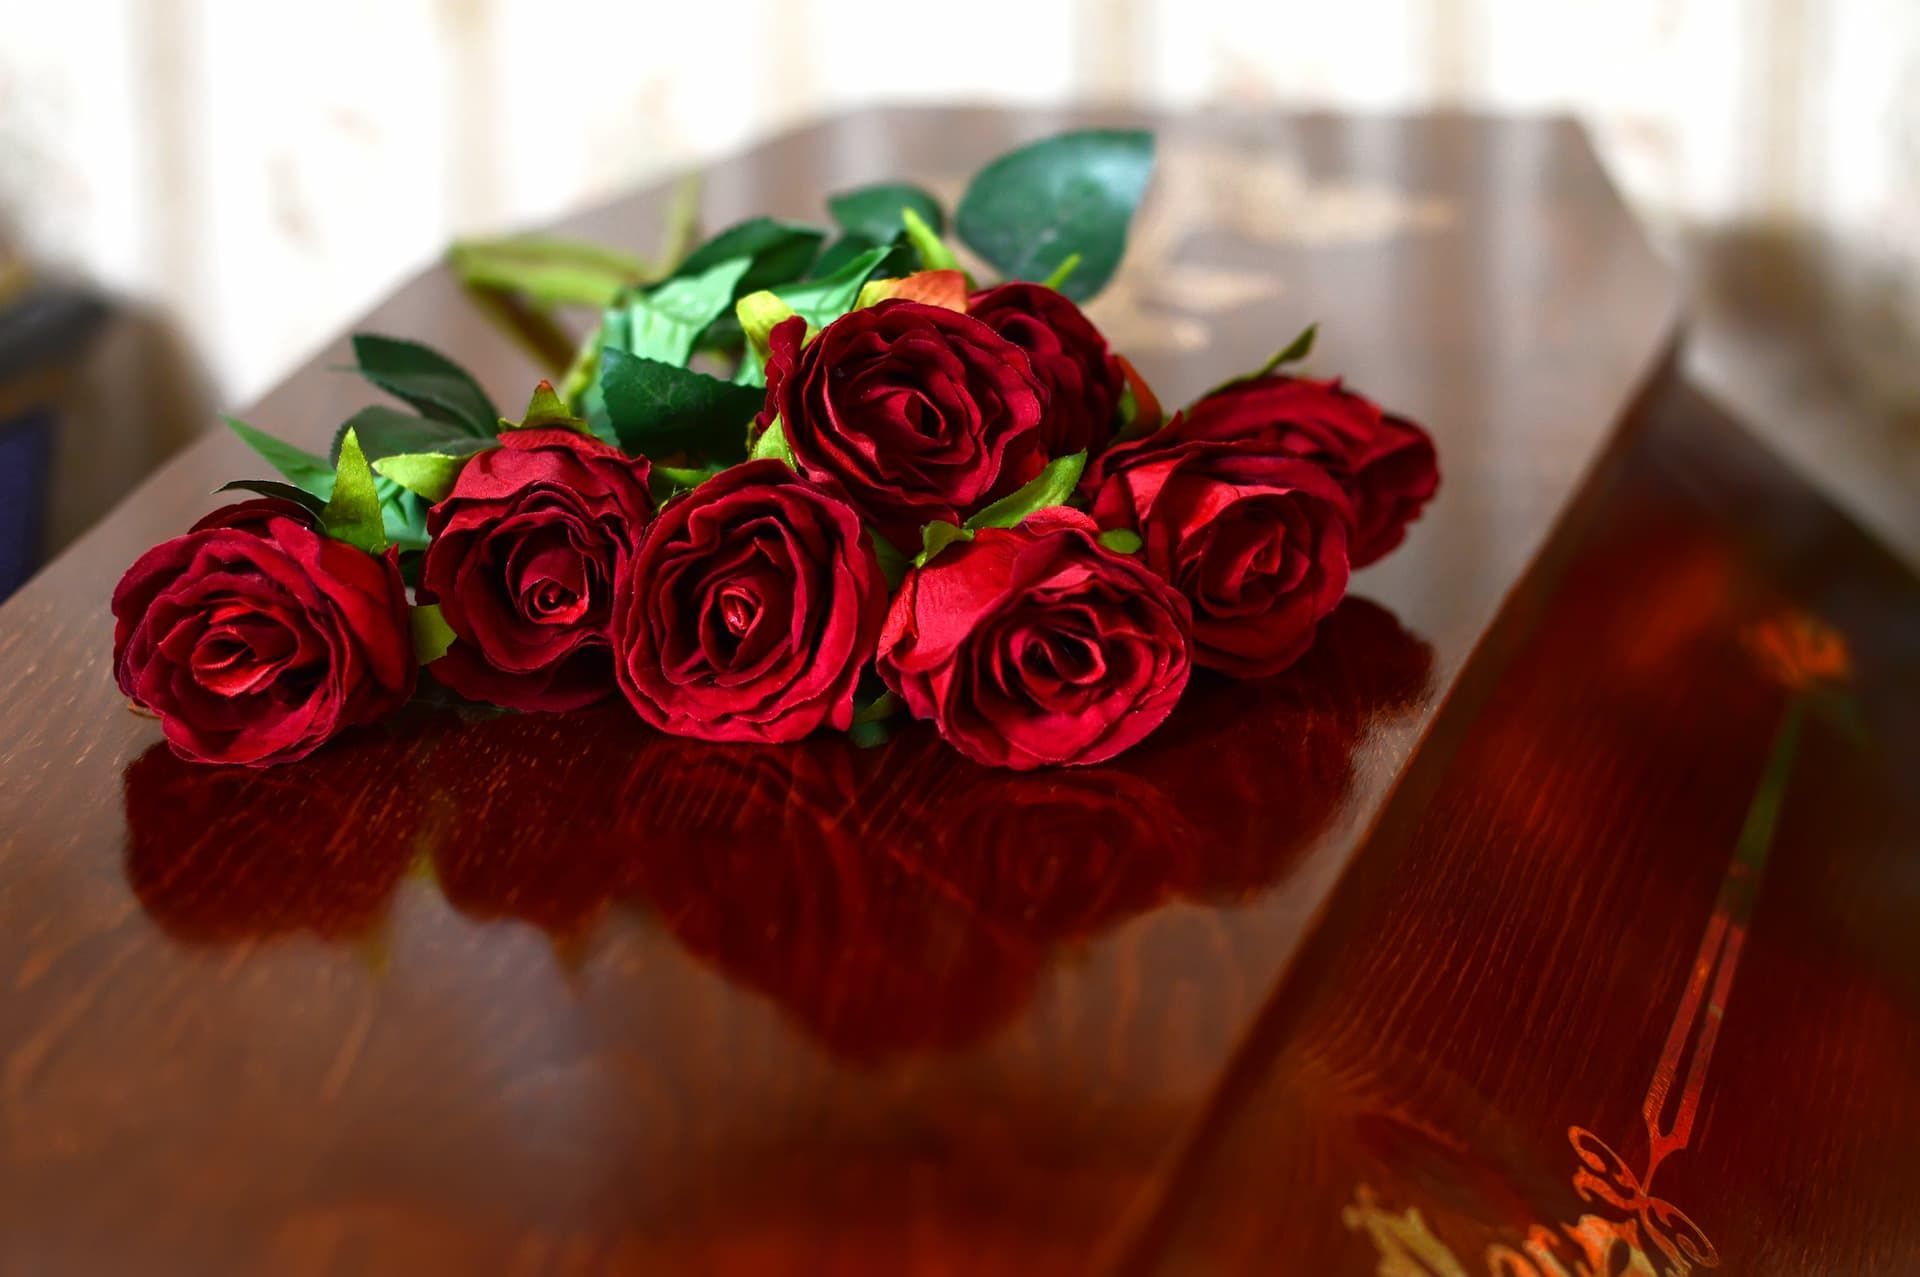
top-left (1121, 381), bottom-right (1920, 1273)
top-left (0, 108), bottom-right (1697, 1274)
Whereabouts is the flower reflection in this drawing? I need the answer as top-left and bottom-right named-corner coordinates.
top-left (123, 722), bottom-right (427, 943)
top-left (124, 597), bottom-right (1432, 1060)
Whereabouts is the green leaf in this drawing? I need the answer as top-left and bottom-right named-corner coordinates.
top-left (964, 452), bottom-right (1087, 530)
top-left (320, 428), bottom-right (389, 555)
top-left (618, 255), bottom-right (754, 366)
top-left (330, 407), bottom-right (494, 464)
top-left (827, 182), bottom-right (944, 242)
top-left (674, 217), bottom-right (824, 295)
top-left (811, 232), bottom-right (878, 279)
top-left (736, 290), bottom-right (799, 361)
top-left (351, 334), bottom-right (500, 435)
top-left (381, 487), bottom-right (432, 554)
top-left (1096, 527), bottom-right (1143, 555)
top-left (732, 340), bottom-right (767, 388)
top-left (410, 603), bottom-right (458, 664)
top-left (223, 417), bottom-right (336, 498)
top-left (1200, 323), bottom-right (1318, 399)
top-left (448, 235), bottom-right (654, 309)
top-left (772, 245), bottom-right (893, 330)
top-left (372, 452), bottom-right (474, 503)
top-left (914, 520), bottom-right (974, 568)
top-left (901, 206), bottom-right (962, 273)
top-left (1040, 252), bottom-right (1083, 291)
top-left (870, 530), bottom-right (908, 589)
top-left (598, 347), bottom-right (765, 462)
top-left (214, 479), bottom-right (328, 516)
top-left (749, 417), bottom-right (797, 468)
top-left (956, 128), bottom-right (1154, 301)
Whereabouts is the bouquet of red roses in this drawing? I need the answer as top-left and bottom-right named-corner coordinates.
top-left (111, 130), bottom-right (1437, 771)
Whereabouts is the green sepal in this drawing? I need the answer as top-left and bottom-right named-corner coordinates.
top-left (955, 128), bottom-right (1154, 302)
top-left (372, 452), bottom-right (472, 503)
top-left (598, 348), bottom-right (763, 462)
top-left (847, 688), bottom-right (902, 748)
top-left (223, 416), bottom-right (335, 498)
top-left (448, 236), bottom-right (654, 309)
top-left (1096, 527), bottom-right (1143, 555)
top-left (827, 182), bottom-right (945, 242)
top-left (1115, 378), bottom-right (1144, 436)
top-left (915, 520), bottom-right (974, 567)
top-left (410, 603), bottom-right (458, 664)
top-left (320, 429), bottom-right (389, 555)
top-left (964, 452), bottom-right (1087, 530)
top-left (1204, 322), bottom-right (1318, 397)
top-left (214, 479), bottom-right (328, 516)
top-left (749, 417), bottom-right (798, 469)
top-left (501, 379), bottom-right (591, 435)
top-left (350, 334), bottom-right (499, 436)
top-left (870, 530), bottom-right (908, 589)
top-left (901, 206), bottom-right (962, 273)
top-left (736, 290), bottom-right (799, 362)
top-left (1040, 252), bottom-right (1083, 291)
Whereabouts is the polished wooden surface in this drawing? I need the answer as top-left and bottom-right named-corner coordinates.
top-left (1126, 380), bottom-right (1920, 1272)
top-left (15, 108), bottom-right (1896, 1275)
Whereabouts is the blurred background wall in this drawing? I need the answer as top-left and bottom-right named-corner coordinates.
top-left (0, 0), bottom-right (1915, 556)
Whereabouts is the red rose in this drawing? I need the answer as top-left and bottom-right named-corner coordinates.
top-left (614, 460), bottom-right (887, 743)
top-left (761, 299), bottom-right (1046, 543)
top-left (876, 509), bottom-right (1192, 769)
top-left (421, 428), bottom-right (653, 712)
top-left (111, 498), bottom-right (414, 766)
top-left (1086, 426), bottom-right (1352, 677)
top-left (967, 282), bottom-right (1123, 457)
top-left (1179, 375), bottom-right (1438, 566)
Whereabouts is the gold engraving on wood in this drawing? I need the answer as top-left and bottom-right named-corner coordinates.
top-left (1348, 611), bottom-right (1858, 1276)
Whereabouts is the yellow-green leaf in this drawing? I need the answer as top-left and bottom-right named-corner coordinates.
top-left (964, 452), bottom-right (1087, 530)
top-left (320, 428), bottom-right (389, 555)
top-left (914, 520), bottom-right (974, 567)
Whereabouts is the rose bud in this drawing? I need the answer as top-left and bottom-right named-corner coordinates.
top-left (614, 460), bottom-right (888, 744)
top-left (761, 299), bottom-right (1047, 544)
top-left (876, 509), bottom-right (1192, 770)
top-left (111, 498), bottom-right (414, 766)
top-left (1086, 428), bottom-right (1353, 678)
top-left (420, 428), bottom-right (653, 712)
top-left (1177, 375), bottom-right (1438, 567)
top-left (967, 282), bottom-right (1125, 457)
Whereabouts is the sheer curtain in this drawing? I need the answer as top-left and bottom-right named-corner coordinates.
top-left (1, 0), bottom-right (1913, 416)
